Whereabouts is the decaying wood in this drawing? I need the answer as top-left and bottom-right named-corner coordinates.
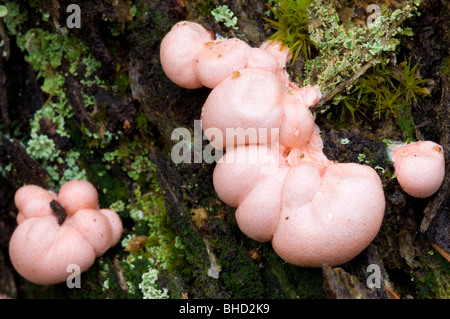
top-left (1, 137), bottom-right (51, 190)
top-left (420, 75), bottom-right (450, 237)
top-left (0, 0), bottom-right (448, 299)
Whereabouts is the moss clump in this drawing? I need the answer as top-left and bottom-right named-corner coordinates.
top-left (211, 5), bottom-right (238, 30)
top-left (336, 58), bottom-right (429, 140)
top-left (415, 245), bottom-right (450, 299)
top-left (258, 243), bottom-right (325, 298)
top-left (264, 0), bottom-right (317, 62)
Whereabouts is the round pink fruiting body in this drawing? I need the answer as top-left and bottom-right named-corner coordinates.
top-left (279, 92), bottom-right (316, 149)
top-left (213, 134), bottom-right (385, 267)
top-left (160, 21), bottom-right (214, 89)
top-left (196, 38), bottom-right (252, 89)
top-left (14, 185), bottom-right (56, 223)
top-left (57, 179), bottom-right (98, 215)
top-left (260, 40), bottom-right (292, 69)
top-left (245, 48), bottom-right (279, 74)
top-left (292, 85), bottom-right (322, 108)
top-left (271, 163), bottom-right (385, 267)
top-left (9, 180), bottom-right (123, 285)
top-left (213, 144), bottom-right (286, 207)
top-left (201, 68), bottom-right (284, 149)
top-left (390, 141), bottom-right (445, 198)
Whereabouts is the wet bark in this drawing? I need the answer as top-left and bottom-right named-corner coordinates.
top-left (0, 0), bottom-right (448, 299)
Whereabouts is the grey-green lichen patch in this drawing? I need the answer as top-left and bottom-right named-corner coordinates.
top-left (13, 28), bottom-right (96, 188)
top-left (302, 0), bottom-right (420, 102)
top-left (211, 5), bottom-right (238, 30)
top-left (1, 1), bottom-right (187, 298)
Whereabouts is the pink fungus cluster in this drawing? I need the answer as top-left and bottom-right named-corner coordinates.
top-left (160, 21), bottom-right (445, 267)
top-left (9, 180), bottom-right (123, 285)
top-left (389, 141), bottom-right (445, 198)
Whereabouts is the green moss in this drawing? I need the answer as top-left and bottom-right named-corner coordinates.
top-left (197, 0), bottom-right (214, 17)
top-left (336, 58), bottom-right (429, 139)
top-left (215, 239), bottom-right (264, 298)
top-left (103, 166), bottom-right (189, 298)
top-left (396, 104), bottom-right (416, 141)
top-left (265, 0), bottom-right (317, 62)
top-left (131, 2), bottom-right (172, 55)
top-left (114, 64), bottom-right (131, 94)
top-left (252, 244), bottom-right (324, 298)
top-left (415, 245), bottom-right (450, 299)
top-left (0, 1), bottom-right (27, 35)
top-left (441, 57), bottom-right (450, 76)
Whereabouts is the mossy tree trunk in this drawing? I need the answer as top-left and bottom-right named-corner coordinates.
top-left (0, 0), bottom-right (448, 299)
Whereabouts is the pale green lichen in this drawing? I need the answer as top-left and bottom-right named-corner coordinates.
top-left (109, 200), bottom-right (126, 213)
top-left (11, 25), bottom-right (107, 188)
top-left (11, 23), bottom-right (115, 188)
top-left (211, 5), bottom-right (238, 30)
top-left (357, 153), bottom-right (367, 162)
top-left (25, 133), bottom-right (59, 161)
top-left (0, 1), bottom-right (27, 35)
top-left (139, 268), bottom-right (169, 299)
top-left (374, 165), bottom-right (385, 173)
top-left (0, 4), bottom-right (7, 17)
top-left (302, 0), bottom-right (421, 103)
top-left (107, 170), bottom-right (187, 298)
top-left (102, 141), bottom-right (154, 182)
top-left (0, 162), bottom-right (12, 178)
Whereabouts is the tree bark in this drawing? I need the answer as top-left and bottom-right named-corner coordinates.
top-left (0, 0), bottom-right (448, 299)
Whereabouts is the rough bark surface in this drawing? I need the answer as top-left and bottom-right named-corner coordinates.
top-left (0, 0), bottom-right (448, 299)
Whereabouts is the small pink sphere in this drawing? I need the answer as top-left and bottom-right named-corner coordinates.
top-left (9, 180), bottom-right (123, 285)
top-left (391, 141), bottom-right (445, 198)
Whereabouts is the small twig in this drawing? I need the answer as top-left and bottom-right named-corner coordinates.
top-left (312, 59), bottom-right (375, 111)
top-left (50, 200), bottom-right (67, 225)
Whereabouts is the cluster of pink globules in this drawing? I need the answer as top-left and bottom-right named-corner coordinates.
top-left (161, 21), bottom-right (446, 267)
top-left (9, 180), bottom-right (123, 285)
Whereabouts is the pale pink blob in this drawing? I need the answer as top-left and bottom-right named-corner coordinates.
top-left (390, 141), bottom-right (445, 198)
top-left (197, 38), bottom-right (252, 89)
top-left (160, 21), bottom-right (214, 89)
top-left (201, 69), bottom-right (284, 149)
top-left (57, 179), bottom-right (98, 215)
top-left (9, 180), bottom-right (123, 285)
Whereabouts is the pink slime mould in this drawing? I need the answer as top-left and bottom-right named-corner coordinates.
top-left (160, 21), bottom-right (445, 267)
top-left (389, 141), bottom-right (445, 198)
top-left (9, 179), bottom-right (123, 285)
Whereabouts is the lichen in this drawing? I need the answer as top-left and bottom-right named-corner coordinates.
top-left (0, 1), bottom-right (189, 299)
top-left (211, 5), bottom-right (238, 30)
top-left (102, 166), bottom-right (188, 298)
top-left (11, 25), bottom-right (105, 189)
top-left (0, 4), bottom-right (7, 18)
top-left (139, 268), bottom-right (169, 299)
top-left (0, 1), bottom-right (27, 35)
top-left (302, 0), bottom-right (421, 101)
